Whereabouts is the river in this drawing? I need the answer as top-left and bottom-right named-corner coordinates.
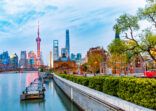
top-left (0, 72), bottom-right (81, 111)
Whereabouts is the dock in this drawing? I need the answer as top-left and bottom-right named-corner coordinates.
top-left (20, 78), bottom-right (45, 101)
top-left (39, 72), bottom-right (53, 83)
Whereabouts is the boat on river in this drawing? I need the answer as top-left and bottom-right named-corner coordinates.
top-left (20, 78), bottom-right (45, 101)
top-left (39, 72), bottom-right (53, 83)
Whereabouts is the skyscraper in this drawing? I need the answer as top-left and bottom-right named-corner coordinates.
top-left (53, 40), bottom-right (59, 61)
top-left (1, 51), bottom-right (10, 65)
top-left (1, 51), bottom-right (10, 70)
top-left (76, 53), bottom-right (82, 61)
top-left (19, 51), bottom-right (27, 68)
top-left (71, 53), bottom-right (76, 61)
top-left (21, 51), bottom-right (27, 59)
top-left (61, 48), bottom-right (68, 58)
top-left (49, 51), bottom-right (53, 68)
top-left (65, 29), bottom-right (70, 58)
top-left (10, 53), bottom-right (18, 69)
top-left (28, 51), bottom-right (37, 68)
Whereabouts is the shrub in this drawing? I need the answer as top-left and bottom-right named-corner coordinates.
top-left (103, 76), bottom-right (120, 96)
top-left (58, 74), bottom-right (156, 109)
top-left (117, 78), bottom-right (156, 109)
top-left (89, 76), bottom-right (104, 91)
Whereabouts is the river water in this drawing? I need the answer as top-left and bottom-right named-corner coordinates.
top-left (0, 72), bottom-right (80, 111)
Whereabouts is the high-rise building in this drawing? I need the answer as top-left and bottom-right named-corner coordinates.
top-left (53, 40), bottom-right (59, 61)
top-left (0, 52), bottom-right (19, 70)
top-left (71, 53), bottom-right (76, 61)
top-left (76, 53), bottom-right (82, 61)
top-left (19, 51), bottom-right (27, 68)
top-left (49, 51), bottom-right (53, 68)
top-left (61, 48), bottom-right (68, 58)
top-left (1, 51), bottom-right (10, 65)
top-left (21, 51), bottom-right (27, 59)
top-left (65, 29), bottom-right (70, 58)
top-left (60, 48), bottom-right (68, 61)
top-left (10, 53), bottom-right (18, 69)
top-left (0, 51), bottom-right (10, 70)
top-left (28, 51), bottom-right (37, 68)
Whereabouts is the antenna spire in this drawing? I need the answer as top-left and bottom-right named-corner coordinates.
top-left (38, 21), bottom-right (40, 38)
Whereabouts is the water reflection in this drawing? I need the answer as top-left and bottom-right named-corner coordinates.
top-left (0, 72), bottom-right (80, 111)
top-left (54, 82), bottom-right (81, 111)
top-left (20, 100), bottom-right (46, 111)
top-left (25, 72), bottom-right (38, 86)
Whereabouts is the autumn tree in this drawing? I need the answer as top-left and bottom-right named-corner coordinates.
top-left (88, 53), bottom-right (104, 74)
top-left (81, 63), bottom-right (89, 73)
top-left (108, 39), bottom-right (128, 74)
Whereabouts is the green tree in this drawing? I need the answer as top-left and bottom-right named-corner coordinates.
top-left (141, 33), bottom-right (156, 60)
top-left (114, 13), bottom-right (156, 61)
top-left (108, 39), bottom-right (127, 54)
top-left (108, 39), bottom-right (128, 74)
top-left (138, 1), bottom-right (156, 28)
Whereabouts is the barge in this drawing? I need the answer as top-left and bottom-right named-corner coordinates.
top-left (20, 91), bottom-right (45, 101)
top-left (20, 78), bottom-right (45, 101)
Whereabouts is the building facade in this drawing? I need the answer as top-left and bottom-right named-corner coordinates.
top-left (53, 40), bottom-right (59, 61)
top-left (27, 51), bottom-right (37, 69)
top-left (71, 53), bottom-right (76, 61)
top-left (53, 29), bottom-right (79, 74)
top-left (54, 60), bottom-right (77, 74)
top-left (0, 51), bottom-right (10, 70)
top-left (19, 51), bottom-right (27, 68)
top-left (0, 51), bottom-right (19, 71)
top-left (66, 29), bottom-right (70, 58)
top-left (10, 53), bottom-right (18, 69)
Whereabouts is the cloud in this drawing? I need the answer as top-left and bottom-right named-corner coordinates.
top-left (0, 0), bottom-right (146, 63)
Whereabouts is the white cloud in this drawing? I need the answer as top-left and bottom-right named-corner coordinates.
top-left (0, 0), bottom-right (147, 63)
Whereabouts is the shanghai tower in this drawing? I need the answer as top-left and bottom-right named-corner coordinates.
top-left (65, 29), bottom-right (70, 58)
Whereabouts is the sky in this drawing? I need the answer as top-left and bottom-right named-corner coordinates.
top-left (0, 0), bottom-right (146, 64)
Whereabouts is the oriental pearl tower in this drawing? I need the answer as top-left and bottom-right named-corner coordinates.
top-left (36, 22), bottom-right (42, 66)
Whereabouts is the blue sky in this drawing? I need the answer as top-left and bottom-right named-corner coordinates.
top-left (0, 0), bottom-right (146, 64)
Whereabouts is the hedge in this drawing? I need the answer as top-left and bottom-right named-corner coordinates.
top-left (58, 74), bottom-right (156, 109)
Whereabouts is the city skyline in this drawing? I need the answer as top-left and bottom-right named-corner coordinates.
top-left (0, 0), bottom-right (146, 64)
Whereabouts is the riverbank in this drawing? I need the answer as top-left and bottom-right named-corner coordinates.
top-left (0, 71), bottom-right (38, 74)
top-left (54, 74), bottom-right (155, 111)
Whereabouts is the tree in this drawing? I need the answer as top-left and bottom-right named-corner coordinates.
top-left (138, 1), bottom-right (156, 28)
top-left (88, 53), bottom-right (104, 74)
top-left (114, 14), bottom-right (156, 61)
top-left (141, 33), bottom-right (156, 60)
top-left (108, 39), bottom-right (127, 54)
top-left (108, 39), bottom-right (128, 74)
top-left (81, 63), bottom-right (89, 73)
